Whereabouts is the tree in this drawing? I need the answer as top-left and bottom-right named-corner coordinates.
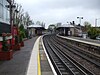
top-left (19, 24), bottom-right (26, 42)
top-left (24, 12), bottom-right (31, 27)
top-left (88, 27), bottom-right (100, 39)
top-left (84, 21), bottom-right (91, 33)
top-left (84, 21), bottom-right (91, 26)
top-left (40, 22), bottom-right (45, 28)
top-left (36, 21), bottom-right (41, 25)
top-left (84, 21), bottom-right (91, 29)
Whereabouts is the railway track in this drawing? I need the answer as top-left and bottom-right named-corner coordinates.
top-left (51, 35), bottom-right (100, 68)
top-left (43, 35), bottom-right (94, 75)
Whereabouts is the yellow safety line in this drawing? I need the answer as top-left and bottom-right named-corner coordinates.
top-left (38, 41), bottom-right (41, 75)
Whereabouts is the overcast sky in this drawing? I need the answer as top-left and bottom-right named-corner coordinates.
top-left (16, 0), bottom-right (100, 28)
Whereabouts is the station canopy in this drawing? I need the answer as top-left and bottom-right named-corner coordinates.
top-left (57, 24), bottom-right (74, 28)
top-left (28, 24), bottom-right (45, 30)
top-left (56, 24), bottom-right (74, 29)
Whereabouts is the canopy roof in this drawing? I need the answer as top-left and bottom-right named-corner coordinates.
top-left (56, 24), bottom-right (74, 30)
top-left (57, 24), bottom-right (74, 28)
top-left (28, 24), bottom-right (43, 28)
top-left (28, 24), bottom-right (45, 30)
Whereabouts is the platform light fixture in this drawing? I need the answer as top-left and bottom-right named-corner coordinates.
top-left (77, 17), bottom-right (83, 25)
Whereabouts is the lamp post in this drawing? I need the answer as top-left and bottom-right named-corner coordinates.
top-left (95, 18), bottom-right (100, 27)
top-left (77, 17), bottom-right (83, 25)
top-left (6, 0), bottom-right (16, 49)
top-left (77, 17), bottom-right (83, 37)
top-left (14, 4), bottom-right (19, 25)
top-left (6, 0), bottom-right (16, 35)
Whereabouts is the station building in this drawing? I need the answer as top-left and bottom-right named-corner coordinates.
top-left (56, 24), bottom-right (75, 36)
top-left (28, 24), bottom-right (45, 37)
top-left (56, 24), bottom-right (83, 36)
top-left (0, 0), bottom-right (10, 35)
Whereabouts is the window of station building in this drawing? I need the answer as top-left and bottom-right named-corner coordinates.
top-left (6, 1), bottom-right (10, 23)
top-left (4, 0), bottom-right (10, 23)
top-left (0, 0), bottom-right (3, 19)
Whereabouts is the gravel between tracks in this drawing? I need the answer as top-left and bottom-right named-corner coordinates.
top-left (58, 44), bottom-right (100, 75)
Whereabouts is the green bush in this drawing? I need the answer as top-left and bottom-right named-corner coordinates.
top-left (25, 29), bottom-right (28, 38)
top-left (19, 24), bottom-right (26, 42)
top-left (88, 27), bottom-right (100, 39)
top-left (15, 36), bottom-right (19, 44)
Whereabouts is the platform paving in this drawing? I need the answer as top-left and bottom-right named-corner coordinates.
top-left (39, 38), bottom-right (54, 75)
top-left (0, 36), bottom-right (38, 75)
top-left (67, 36), bottom-right (100, 44)
top-left (26, 36), bottom-right (41, 75)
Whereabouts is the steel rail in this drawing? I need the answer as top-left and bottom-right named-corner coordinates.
top-left (43, 36), bottom-right (74, 75)
top-left (43, 35), bottom-right (94, 75)
top-left (53, 36), bottom-right (100, 68)
top-left (49, 36), bottom-right (94, 75)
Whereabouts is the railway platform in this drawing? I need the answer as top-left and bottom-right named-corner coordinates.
top-left (0, 36), bottom-right (53, 75)
top-left (57, 35), bottom-right (100, 47)
top-left (67, 36), bottom-right (100, 44)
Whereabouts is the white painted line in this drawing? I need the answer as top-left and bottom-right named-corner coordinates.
top-left (41, 36), bottom-right (57, 75)
top-left (26, 36), bottom-right (41, 75)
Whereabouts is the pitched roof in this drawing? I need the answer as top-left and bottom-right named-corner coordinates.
top-left (57, 24), bottom-right (74, 28)
top-left (28, 24), bottom-right (43, 28)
